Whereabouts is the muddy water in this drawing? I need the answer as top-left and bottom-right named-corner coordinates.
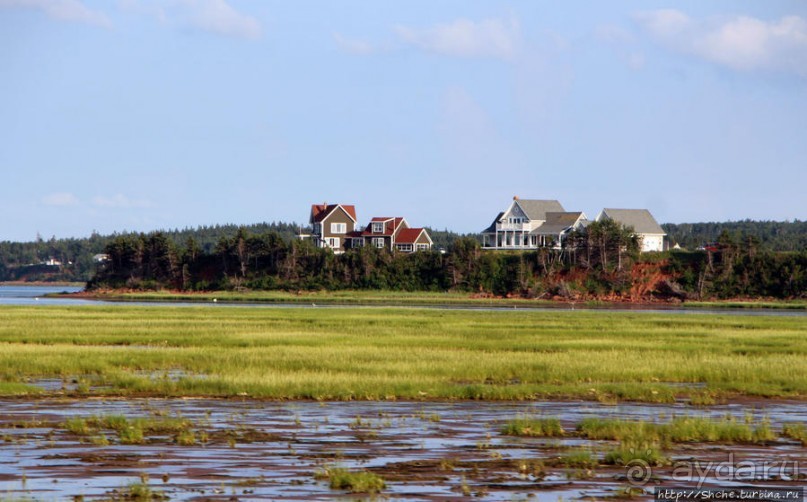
top-left (1, 399), bottom-right (805, 500)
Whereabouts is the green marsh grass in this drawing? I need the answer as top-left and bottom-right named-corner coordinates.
top-left (577, 416), bottom-right (775, 445)
top-left (315, 466), bottom-right (385, 494)
top-left (559, 448), bottom-right (598, 469)
top-left (603, 440), bottom-right (667, 467)
top-left (782, 423), bottom-right (807, 445)
top-left (502, 417), bottom-right (564, 437)
top-left (1, 305), bottom-right (805, 401)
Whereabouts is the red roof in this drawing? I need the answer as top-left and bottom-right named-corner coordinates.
top-left (310, 204), bottom-right (357, 224)
top-left (362, 217), bottom-right (405, 236)
top-left (395, 228), bottom-right (426, 244)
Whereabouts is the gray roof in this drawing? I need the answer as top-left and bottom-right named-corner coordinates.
top-left (599, 208), bottom-right (665, 235)
top-left (481, 212), bottom-right (504, 234)
top-left (532, 212), bottom-right (586, 235)
top-left (513, 199), bottom-right (565, 221)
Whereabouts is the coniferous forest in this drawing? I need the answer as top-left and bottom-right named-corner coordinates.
top-left (1, 220), bottom-right (805, 300)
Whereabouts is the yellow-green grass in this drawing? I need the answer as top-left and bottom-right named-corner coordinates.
top-left (0, 305), bottom-right (805, 401)
top-left (315, 467), bottom-right (385, 494)
top-left (63, 289), bottom-right (807, 309)
top-left (502, 417), bottom-right (564, 437)
top-left (577, 416), bottom-right (776, 445)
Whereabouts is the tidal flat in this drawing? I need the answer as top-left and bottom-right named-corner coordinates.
top-left (0, 305), bottom-right (804, 499)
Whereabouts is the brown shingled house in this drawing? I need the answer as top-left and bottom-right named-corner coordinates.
top-left (309, 203), bottom-right (358, 254)
top-left (308, 205), bottom-right (432, 253)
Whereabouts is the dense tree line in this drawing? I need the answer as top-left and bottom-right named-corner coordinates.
top-left (0, 222), bottom-right (306, 282)
top-left (90, 224), bottom-right (807, 300)
top-left (663, 220), bottom-right (807, 252)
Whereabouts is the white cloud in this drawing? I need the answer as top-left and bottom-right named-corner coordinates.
top-left (177, 0), bottom-right (260, 40)
top-left (119, 0), bottom-right (261, 39)
top-left (635, 9), bottom-right (807, 77)
top-left (92, 194), bottom-right (154, 209)
top-left (41, 192), bottom-right (80, 207)
top-left (395, 16), bottom-right (521, 61)
top-left (332, 32), bottom-right (375, 55)
top-left (0, 0), bottom-right (111, 27)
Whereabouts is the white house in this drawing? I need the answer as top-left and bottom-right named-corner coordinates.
top-left (481, 197), bottom-right (566, 249)
top-left (596, 208), bottom-right (666, 252)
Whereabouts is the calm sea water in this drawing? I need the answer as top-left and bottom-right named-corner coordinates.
top-left (0, 284), bottom-right (804, 316)
top-left (0, 284), bottom-right (86, 305)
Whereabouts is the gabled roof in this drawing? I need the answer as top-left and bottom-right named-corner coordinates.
top-left (363, 217), bottom-right (406, 236)
top-left (481, 212), bottom-right (504, 234)
top-left (532, 212), bottom-right (587, 235)
top-left (598, 208), bottom-right (665, 235)
top-left (310, 204), bottom-right (357, 224)
top-left (510, 199), bottom-right (565, 221)
top-left (396, 228), bottom-right (432, 245)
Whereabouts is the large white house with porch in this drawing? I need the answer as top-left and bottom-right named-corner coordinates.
top-left (481, 197), bottom-right (588, 249)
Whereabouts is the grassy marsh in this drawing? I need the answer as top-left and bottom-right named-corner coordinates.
top-left (0, 305), bottom-right (805, 401)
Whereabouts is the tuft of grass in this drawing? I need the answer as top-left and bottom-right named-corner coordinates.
top-left (125, 482), bottom-right (166, 500)
top-left (502, 417), bottom-right (563, 437)
top-left (175, 429), bottom-right (196, 446)
top-left (689, 391), bottom-right (717, 406)
top-left (315, 467), bottom-right (385, 494)
top-left (64, 417), bottom-right (92, 436)
top-left (119, 425), bottom-right (145, 445)
top-left (559, 448), bottom-right (598, 469)
top-left (782, 423), bottom-right (807, 445)
top-left (603, 441), bottom-right (667, 467)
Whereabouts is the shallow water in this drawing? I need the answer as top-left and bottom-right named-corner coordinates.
top-left (2, 285), bottom-right (807, 317)
top-left (0, 398), bottom-right (804, 500)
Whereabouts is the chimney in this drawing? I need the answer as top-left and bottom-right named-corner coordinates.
top-left (513, 195), bottom-right (519, 200)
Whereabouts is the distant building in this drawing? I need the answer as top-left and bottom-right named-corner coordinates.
top-left (596, 208), bottom-right (666, 252)
top-left (308, 204), bottom-right (432, 253)
top-left (481, 197), bottom-right (588, 249)
top-left (354, 217), bottom-right (432, 253)
top-left (532, 211), bottom-right (589, 249)
top-left (309, 203), bottom-right (358, 254)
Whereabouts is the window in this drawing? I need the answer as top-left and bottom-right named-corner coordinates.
top-left (396, 243), bottom-right (413, 252)
top-left (416, 243), bottom-right (429, 251)
top-left (313, 223), bottom-right (322, 235)
top-left (372, 222), bottom-right (384, 233)
top-left (330, 222), bottom-right (347, 234)
top-left (372, 237), bottom-right (385, 248)
top-left (327, 237), bottom-right (340, 249)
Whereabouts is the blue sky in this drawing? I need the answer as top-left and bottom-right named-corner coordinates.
top-left (1, 0), bottom-right (806, 241)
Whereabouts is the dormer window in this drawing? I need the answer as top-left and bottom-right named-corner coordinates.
top-left (372, 222), bottom-right (384, 233)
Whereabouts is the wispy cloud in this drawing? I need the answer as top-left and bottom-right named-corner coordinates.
top-left (596, 23), bottom-right (645, 70)
top-left (0, 0), bottom-right (111, 27)
top-left (119, 0), bottom-right (261, 40)
top-left (394, 16), bottom-right (521, 61)
top-left (635, 9), bottom-right (807, 77)
top-left (178, 0), bottom-right (260, 40)
top-left (92, 194), bottom-right (154, 209)
top-left (41, 192), bottom-right (80, 207)
top-left (332, 32), bottom-right (376, 55)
